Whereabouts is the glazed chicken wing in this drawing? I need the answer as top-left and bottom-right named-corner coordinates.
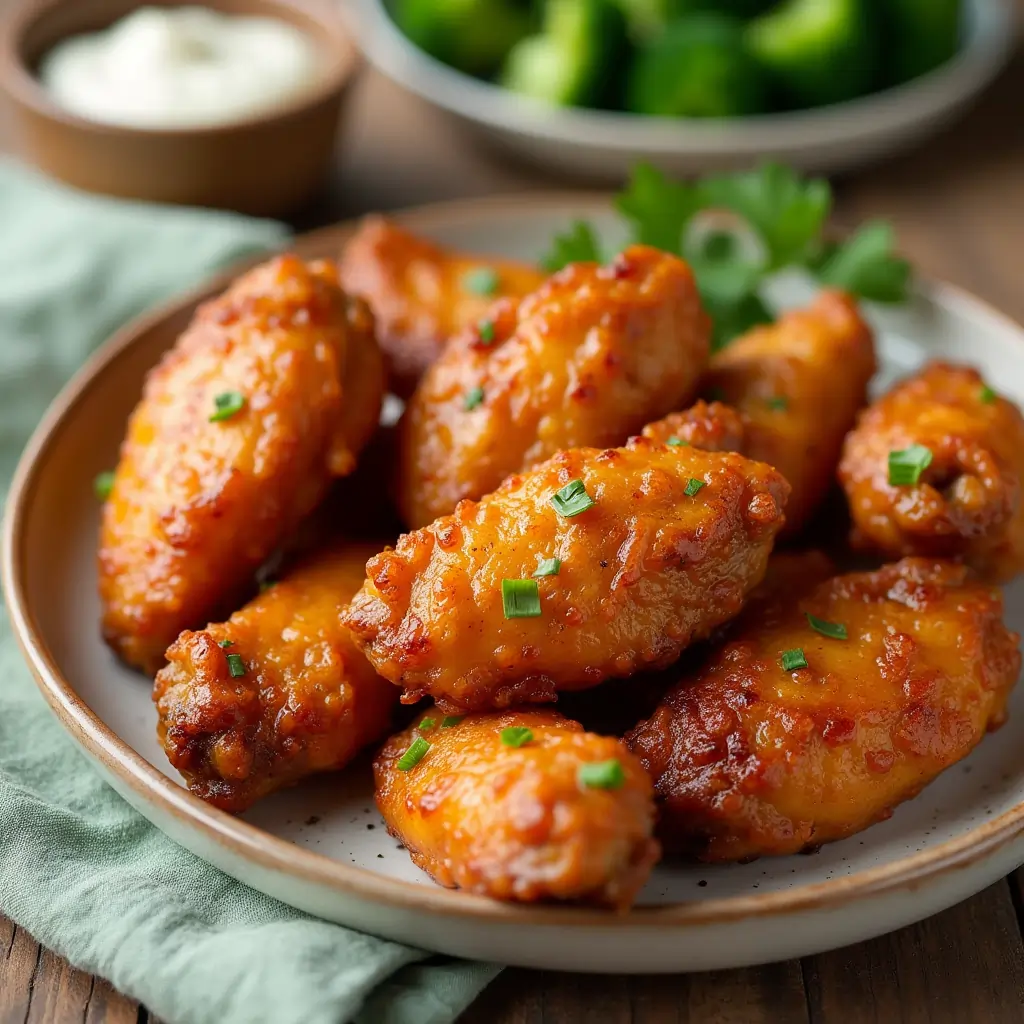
top-left (99, 256), bottom-right (384, 674)
top-left (397, 245), bottom-right (711, 527)
top-left (375, 709), bottom-right (659, 908)
top-left (343, 438), bottom-right (789, 712)
top-left (626, 557), bottom-right (1021, 862)
top-left (154, 543), bottom-right (397, 812)
top-left (644, 291), bottom-right (876, 537)
top-left (839, 362), bottom-right (1024, 582)
top-left (340, 216), bottom-right (545, 396)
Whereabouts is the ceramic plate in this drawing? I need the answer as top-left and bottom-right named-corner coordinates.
top-left (6, 196), bottom-right (1024, 973)
top-left (345, 0), bottom-right (1015, 181)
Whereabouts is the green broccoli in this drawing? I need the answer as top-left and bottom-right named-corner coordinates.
top-left (881, 0), bottom-right (963, 85)
top-left (616, 0), bottom-right (772, 40)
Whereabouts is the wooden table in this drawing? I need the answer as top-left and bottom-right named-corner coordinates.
top-left (5, 25), bottom-right (1024, 1024)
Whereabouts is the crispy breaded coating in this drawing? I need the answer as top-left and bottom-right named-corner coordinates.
top-left (343, 439), bottom-right (789, 712)
top-left (838, 362), bottom-right (1024, 582)
top-left (99, 256), bottom-right (384, 674)
top-left (339, 216), bottom-right (545, 396)
top-left (396, 245), bottom-right (711, 527)
top-left (154, 543), bottom-right (397, 812)
top-left (644, 292), bottom-right (876, 537)
top-left (375, 709), bottom-right (659, 908)
top-left (626, 557), bottom-right (1021, 862)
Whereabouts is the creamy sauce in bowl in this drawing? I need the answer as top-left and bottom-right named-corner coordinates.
top-left (38, 6), bottom-right (324, 129)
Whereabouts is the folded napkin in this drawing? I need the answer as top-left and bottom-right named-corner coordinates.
top-left (0, 162), bottom-right (498, 1024)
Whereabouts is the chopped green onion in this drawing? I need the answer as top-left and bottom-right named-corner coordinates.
top-left (767, 396), bottom-right (789, 411)
top-left (464, 386), bottom-right (485, 411)
top-left (888, 445), bottom-right (933, 486)
top-left (501, 726), bottom-right (534, 748)
top-left (781, 648), bottom-right (808, 671)
top-left (684, 478), bottom-right (706, 497)
top-left (441, 715), bottom-right (463, 728)
top-left (533, 557), bottom-right (561, 578)
top-left (93, 470), bottom-right (115, 501)
top-left (551, 479), bottom-right (596, 517)
top-left (578, 759), bottom-right (626, 790)
top-left (209, 391), bottom-right (245, 423)
top-left (397, 737), bottom-right (430, 772)
top-left (980, 384), bottom-right (997, 404)
top-left (418, 717), bottom-right (437, 731)
top-left (217, 639), bottom-right (234, 649)
top-left (226, 653), bottom-right (247, 677)
top-left (478, 319), bottom-right (496, 344)
top-left (502, 579), bottom-right (541, 619)
top-left (463, 267), bottom-right (500, 296)
top-left (807, 614), bottom-right (847, 640)
top-left (259, 580), bottom-right (275, 593)
top-left (666, 437), bottom-right (689, 447)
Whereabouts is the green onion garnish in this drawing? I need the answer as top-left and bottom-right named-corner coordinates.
top-left (463, 267), bottom-right (500, 296)
top-left (209, 391), bottom-right (246, 423)
top-left (501, 726), bottom-right (534, 748)
top-left (419, 717), bottom-right (437, 731)
top-left (217, 640), bottom-right (234, 649)
top-left (980, 384), bottom-right (997, 404)
top-left (464, 386), bottom-right (485, 411)
top-left (767, 396), bottom-right (789, 411)
top-left (888, 445), bottom-right (933, 486)
top-left (441, 715), bottom-right (463, 728)
top-left (551, 479), bottom-right (596, 517)
top-left (259, 580), bottom-right (274, 593)
top-left (781, 648), bottom-right (807, 671)
top-left (533, 557), bottom-right (561, 578)
top-left (226, 653), bottom-right (247, 677)
top-left (807, 614), bottom-right (847, 640)
top-left (397, 737), bottom-right (430, 772)
top-left (578, 759), bottom-right (626, 790)
top-left (94, 470), bottom-right (115, 501)
top-left (666, 437), bottom-right (689, 447)
top-left (684, 478), bottom-right (706, 497)
top-left (502, 579), bottom-right (541, 619)
top-left (478, 319), bottom-right (496, 344)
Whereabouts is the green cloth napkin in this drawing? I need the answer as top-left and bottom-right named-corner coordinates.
top-left (0, 162), bottom-right (498, 1024)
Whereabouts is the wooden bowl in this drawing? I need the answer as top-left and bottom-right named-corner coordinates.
top-left (0, 0), bottom-right (360, 216)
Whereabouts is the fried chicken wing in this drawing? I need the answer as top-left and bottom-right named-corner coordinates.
top-left (154, 543), bottom-right (397, 812)
top-left (339, 216), bottom-right (545, 396)
top-left (343, 439), bottom-right (789, 712)
top-left (626, 557), bottom-right (1021, 862)
top-left (838, 362), bottom-right (1024, 582)
top-left (99, 256), bottom-right (384, 674)
top-left (375, 709), bottom-right (659, 908)
top-left (396, 245), bottom-right (711, 527)
top-left (644, 291), bottom-right (876, 537)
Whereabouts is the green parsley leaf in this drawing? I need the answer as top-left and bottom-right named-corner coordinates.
top-left (93, 470), bottom-right (115, 501)
top-left (534, 557), bottom-right (561, 577)
top-left (477, 319), bottom-right (496, 344)
top-left (551, 479), bottom-right (596, 517)
top-left (463, 267), bottom-right (500, 296)
top-left (217, 639), bottom-right (234, 648)
top-left (578, 759), bottom-right (626, 790)
top-left (807, 614), bottom-right (847, 640)
top-left (397, 737), bottom-right (430, 772)
top-left (666, 437), bottom-right (689, 447)
top-left (705, 292), bottom-right (775, 352)
top-left (684, 478), bottom-right (706, 497)
top-left (888, 445), bottom-right (933, 486)
top-left (209, 391), bottom-right (245, 423)
top-left (980, 384), bottom-right (997, 404)
top-left (502, 579), bottom-right (542, 619)
top-left (226, 653), bottom-right (246, 677)
top-left (441, 715), bottom-right (463, 728)
top-left (615, 162), bottom-right (702, 254)
top-left (540, 220), bottom-right (603, 272)
top-left (419, 717), bottom-right (437, 731)
top-left (501, 726), bottom-right (534, 748)
top-left (464, 386), bottom-right (485, 411)
top-left (781, 648), bottom-right (808, 671)
top-left (817, 221), bottom-right (912, 304)
top-left (767, 396), bottom-right (789, 411)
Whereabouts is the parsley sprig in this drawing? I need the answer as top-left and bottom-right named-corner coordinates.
top-left (541, 162), bottom-right (911, 350)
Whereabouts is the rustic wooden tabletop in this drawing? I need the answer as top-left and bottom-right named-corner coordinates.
top-left (4, 11), bottom-right (1024, 1022)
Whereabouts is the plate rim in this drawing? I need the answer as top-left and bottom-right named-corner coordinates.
top-left (6, 192), bottom-right (1024, 930)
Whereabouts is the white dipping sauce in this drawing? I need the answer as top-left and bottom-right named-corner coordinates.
top-left (39, 6), bottom-right (323, 129)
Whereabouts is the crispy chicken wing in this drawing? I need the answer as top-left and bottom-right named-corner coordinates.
top-left (99, 256), bottom-right (384, 674)
top-left (154, 543), bottom-right (397, 812)
top-left (343, 438), bottom-right (789, 712)
top-left (396, 245), bottom-right (711, 527)
top-left (838, 362), bottom-right (1024, 582)
top-left (644, 291), bottom-right (876, 537)
top-left (339, 216), bottom-right (545, 396)
top-left (626, 557), bottom-right (1021, 862)
top-left (375, 709), bottom-right (659, 908)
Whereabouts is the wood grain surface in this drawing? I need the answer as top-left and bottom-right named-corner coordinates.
top-left (3, 8), bottom-right (1024, 1021)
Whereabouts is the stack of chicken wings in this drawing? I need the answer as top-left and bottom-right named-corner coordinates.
top-left (98, 218), bottom-right (1023, 911)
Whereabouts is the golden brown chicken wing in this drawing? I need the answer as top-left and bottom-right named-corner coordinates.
top-left (644, 291), bottom-right (876, 537)
top-left (396, 245), bottom-right (711, 528)
top-left (343, 438), bottom-right (790, 712)
top-left (339, 216), bottom-right (545, 396)
top-left (99, 256), bottom-right (384, 674)
top-left (838, 362), bottom-right (1024, 582)
top-left (626, 557), bottom-right (1021, 862)
top-left (375, 708), bottom-right (659, 908)
top-left (154, 542), bottom-right (397, 812)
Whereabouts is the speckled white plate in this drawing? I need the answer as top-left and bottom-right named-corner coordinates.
top-left (6, 196), bottom-right (1024, 973)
